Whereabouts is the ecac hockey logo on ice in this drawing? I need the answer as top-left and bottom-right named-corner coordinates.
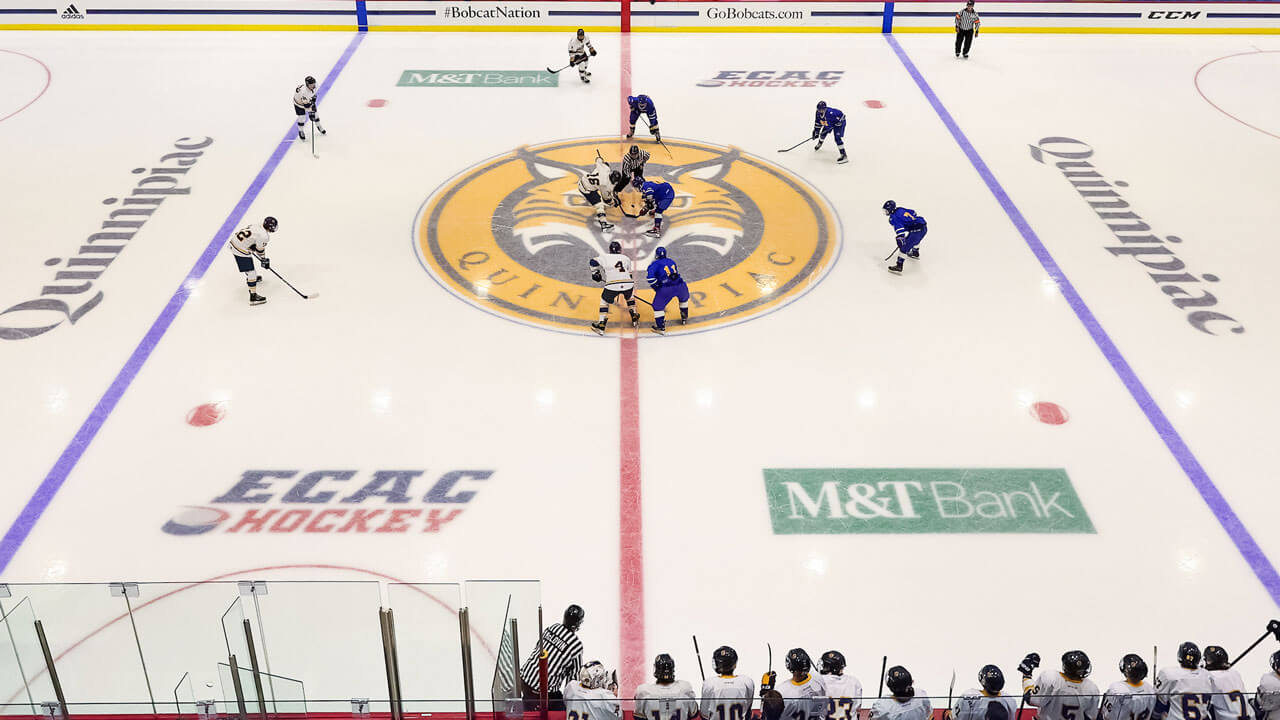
top-left (413, 137), bottom-right (839, 336)
top-left (161, 469), bottom-right (491, 536)
top-left (763, 468), bottom-right (1095, 534)
top-left (697, 70), bottom-right (844, 89)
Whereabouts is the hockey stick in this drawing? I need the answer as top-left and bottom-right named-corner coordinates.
top-left (636, 115), bottom-right (673, 158)
top-left (547, 56), bottom-right (584, 74)
top-left (310, 119), bottom-right (318, 159)
top-left (946, 670), bottom-right (956, 720)
top-left (778, 137), bottom-right (813, 153)
top-left (877, 656), bottom-right (887, 698)
top-left (693, 636), bottom-right (706, 681)
top-left (268, 266), bottom-right (319, 299)
top-left (1228, 619), bottom-right (1280, 668)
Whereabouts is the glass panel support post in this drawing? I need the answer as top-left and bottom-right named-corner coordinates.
top-left (458, 609), bottom-right (477, 720)
top-left (241, 620), bottom-right (269, 720)
top-left (228, 654), bottom-right (249, 720)
top-left (33, 620), bottom-right (70, 720)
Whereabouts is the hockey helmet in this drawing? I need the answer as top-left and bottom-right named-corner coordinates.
top-left (1062, 651), bottom-right (1091, 681)
top-left (654, 653), bottom-right (676, 683)
top-left (563, 604), bottom-right (585, 630)
top-left (629, 144), bottom-right (642, 157)
top-left (304, 76), bottom-right (316, 89)
top-left (580, 661), bottom-right (609, 689)
top-left (820, 651), bottom-right (846, 675)
top-left (263, 216), bottom-right (278, 232)
top-left (1119, 654), bottom-right (1148, 683)
top-left (1203, 646), bottom-right (1229, 671)
top-left (608, 241), bottom-right (622, 254)
top-left (1178, 642), bottom-right (1201, 669)
top-left (882, 200), bottom-right (897, 216)
top-left (886, 666), bottom-right (914, 698)
top-left (654, 247), bottom-right (667, 260)
top-left (609, 170), bottom-right (624, 185)
top-left (785, 648), bottom-right (812, 674)
top-left (1272, 649), bottom-right (1280, 673)
top-left (979, 665), bottom-right (1005, 693)
top-left (576, 28), bottom-right (585, 38)
top-left (713, 646), bottom-right (738, 675)
top-left (816, 100), bottom-right (827, 111)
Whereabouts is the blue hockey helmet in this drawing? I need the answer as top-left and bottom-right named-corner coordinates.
top-left (627, 95), bottom-right (637, 106)
top-left (632, 176), bottom-right (645, 190)
top-left (817, 100), bottom-right (827, 111)
top-left (882, 200), bottom-right (896, 216)
top-left (654, 247), bottom-right (667, 259)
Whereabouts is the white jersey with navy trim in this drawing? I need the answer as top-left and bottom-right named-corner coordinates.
top-left (700, 675), bottom-right (754, 720)
top-left (1101, 681), bottom-right (1156, 720)
top-left (820, 673), bottom-right (863, 720)
top-left (293, 84), bottom-right (316, 110)
top-left (1022, 672), bottom-right (1102, 720)
top-left (593, 252), bottom-right (634, 291)
top-left (578, 159), bottom-right (616, 202)
top-left (953, 690), bottom-right (1017, 720)
top-left (869, 693), bottom-right (932, 720)
top-left (635, 680), bottom-right (698, 720)
top-left (1154, 667), bottom-right (1216, 720)
top-left (568, 32), bottom-right (595, 57)
top-left (1257, 672), bottom-right (1280, 719)
top-left (229, 223), bottom-right (270, 257)
top-left (1207, 668), bottom-right (1250, 720)
top-left (778, 674), bottom-right (828, 720)
top-left (564, 680), bottom-right (621, 720)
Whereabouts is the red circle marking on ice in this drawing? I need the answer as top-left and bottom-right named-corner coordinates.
top-left (367, 98), bottom-right (387, 108)
top-left (864, 100), bottom-right (884, 109)
top-left (186, 401), bottom-right (226, 427)
top-left (0, 49), bottom-right (53, 124)
top-left (1030, 401), bottom-right (1069, 425)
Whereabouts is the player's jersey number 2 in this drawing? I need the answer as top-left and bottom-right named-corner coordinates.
top-left (827, 699), bottom-right (855, 720)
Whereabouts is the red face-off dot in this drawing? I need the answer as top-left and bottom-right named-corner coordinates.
top-left (186, 402), bottom-right (226, 427)
top-left (367, 98), bottom-right (387, 108)
top-left (1030, 401), bottom-right (1069, 425)
top-left (864, 100), bottom-right (885, 109)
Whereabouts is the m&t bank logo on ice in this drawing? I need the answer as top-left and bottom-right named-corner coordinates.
top-left (397, 70), bottom-right (557, 88)
top-left (763, 468), bottom-right (1094, 534)
top-left (162, 469), bottom-right (492, 536)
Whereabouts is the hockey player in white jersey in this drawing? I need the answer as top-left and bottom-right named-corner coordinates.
top-left (1152, 643), bottom-right (1216, 720)
top-left (292, 76), bottom-right (325, 141)
top-left (1255, 650), bottom-right (1280, 720)
top-left (1019, 651), bottom-right (1102, 720)
top-left (588, 240), bottom-right (640, 334)
top-left (564, 661), bottom-right (621, 720)
top-left (763, 648), bottom-right (827, 720)
top-left (701, 646), bottom-right (754, 720)
top-left (578, 158), bottom-right (627, 231)
top-left (953, 665), bottom-right (1017, 720)
top-left (1204, 646), bottom-right (1250, 720)
top-left (870, 666), bottom-right (931, 720)
top-left (1102, 654), bottom-right (1156, 720)
top-left (819, 651), bottom-right (862, 720)
top-left (227, 216), bottom-right (277, 306)
top-left (567, 29), bottom-right (596, 84)
top-left (635, 654), bottom-right (699, 720)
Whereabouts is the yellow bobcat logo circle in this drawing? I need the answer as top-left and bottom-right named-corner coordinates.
top-left (414, 137), bottom-right (840, 336)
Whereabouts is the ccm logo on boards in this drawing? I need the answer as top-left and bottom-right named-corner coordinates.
top-left (1146, 11), bottom-right (1201, 19)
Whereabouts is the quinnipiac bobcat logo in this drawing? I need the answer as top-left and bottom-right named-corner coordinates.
top-left (413, 137), bottom-right (839, 336)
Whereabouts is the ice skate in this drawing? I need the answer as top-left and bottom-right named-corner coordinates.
top-left (887, 260), bottom-right (904, 275)
top-left (650, 324), bottom-right (666, 336)
top-left (590, 321), bottom-right (607, 335)
top-left (249, 292), bottom-right (268, 306)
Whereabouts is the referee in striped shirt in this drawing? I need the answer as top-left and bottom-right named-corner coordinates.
top-left (955, 0), bottom-right (980, 58)
top-left (521, 604), bottom-right (585, 711)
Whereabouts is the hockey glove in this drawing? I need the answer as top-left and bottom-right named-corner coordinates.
top-left (1017, 653), bottom-right (1041, 678)
top-left (260, 257), bottom-right (271, 270)
top-left (1269, 618), bottom-right (1280, 640)
top-left (812, 129), bottom-right (820, 140)
top-left (760, 671), bottom-right (777, 694)
top-left (591, 269), bottom-right (603, 283)
top-left (590, 47), bottom-right (597, 56)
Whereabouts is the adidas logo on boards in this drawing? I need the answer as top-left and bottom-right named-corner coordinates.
top-left (60, 3), bottom-right (85, 19)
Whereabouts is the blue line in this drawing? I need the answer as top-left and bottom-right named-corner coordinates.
top-left (885, 34), bottom-right (1280, 608)
top-left (0, 31), bottom-right (366, 575)
top-left (892, 10), bottom-right (1139, 17)
top-left (356, 0), bottom-right (367, 30)
top-left (882, 2), bottom-right (895, 32)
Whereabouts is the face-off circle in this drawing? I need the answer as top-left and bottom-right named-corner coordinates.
top-left (413, 137), bottom-right (840, 336)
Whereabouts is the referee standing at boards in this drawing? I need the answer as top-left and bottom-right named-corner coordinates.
top-left (520, 604), bottom-right (586, 711)
top-left (955, 0), bottom-right (980, 58)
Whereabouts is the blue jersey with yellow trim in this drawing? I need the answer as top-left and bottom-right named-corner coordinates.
top-left (889, 207), bottom-right (926, 240)
top-left (646, 257), bottom-right (684, 290)
top-left (641, 180), bottom-right (675, 205)
top-left (814, 106), bottom-right (845, 130)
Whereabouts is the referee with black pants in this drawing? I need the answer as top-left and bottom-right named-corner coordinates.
top-left (520, 604), bottom-right (585, 711)
top-left (955, 0), bottom-right (980, 58)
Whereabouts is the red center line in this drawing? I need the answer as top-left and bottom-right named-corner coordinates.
top-left (616, 2), bottom-right (646, 703)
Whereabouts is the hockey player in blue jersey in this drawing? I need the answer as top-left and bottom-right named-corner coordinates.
top-left (812, 101), bottom-right (848, 164)
top-left (638, 178), bottom-right (675, 238)
top-left (626, 95), bottom-right (660, 142)
top-left (884, 200), bottom-right (927, 274)
top-left (645, 247), bottom-right (690, 335)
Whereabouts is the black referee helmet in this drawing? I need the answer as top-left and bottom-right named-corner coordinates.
top-left (563, 604), bottom-right (585, 630)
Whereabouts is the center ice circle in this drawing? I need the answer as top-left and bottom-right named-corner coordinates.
top-left (413, 137), bottom-right (840, 336)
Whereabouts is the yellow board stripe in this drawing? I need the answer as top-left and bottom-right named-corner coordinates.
top-left (1, 23), bottom-right (1278, 34)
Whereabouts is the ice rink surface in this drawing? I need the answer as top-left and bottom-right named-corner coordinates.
top-left (2, 26), bottom-right (1280, 701)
